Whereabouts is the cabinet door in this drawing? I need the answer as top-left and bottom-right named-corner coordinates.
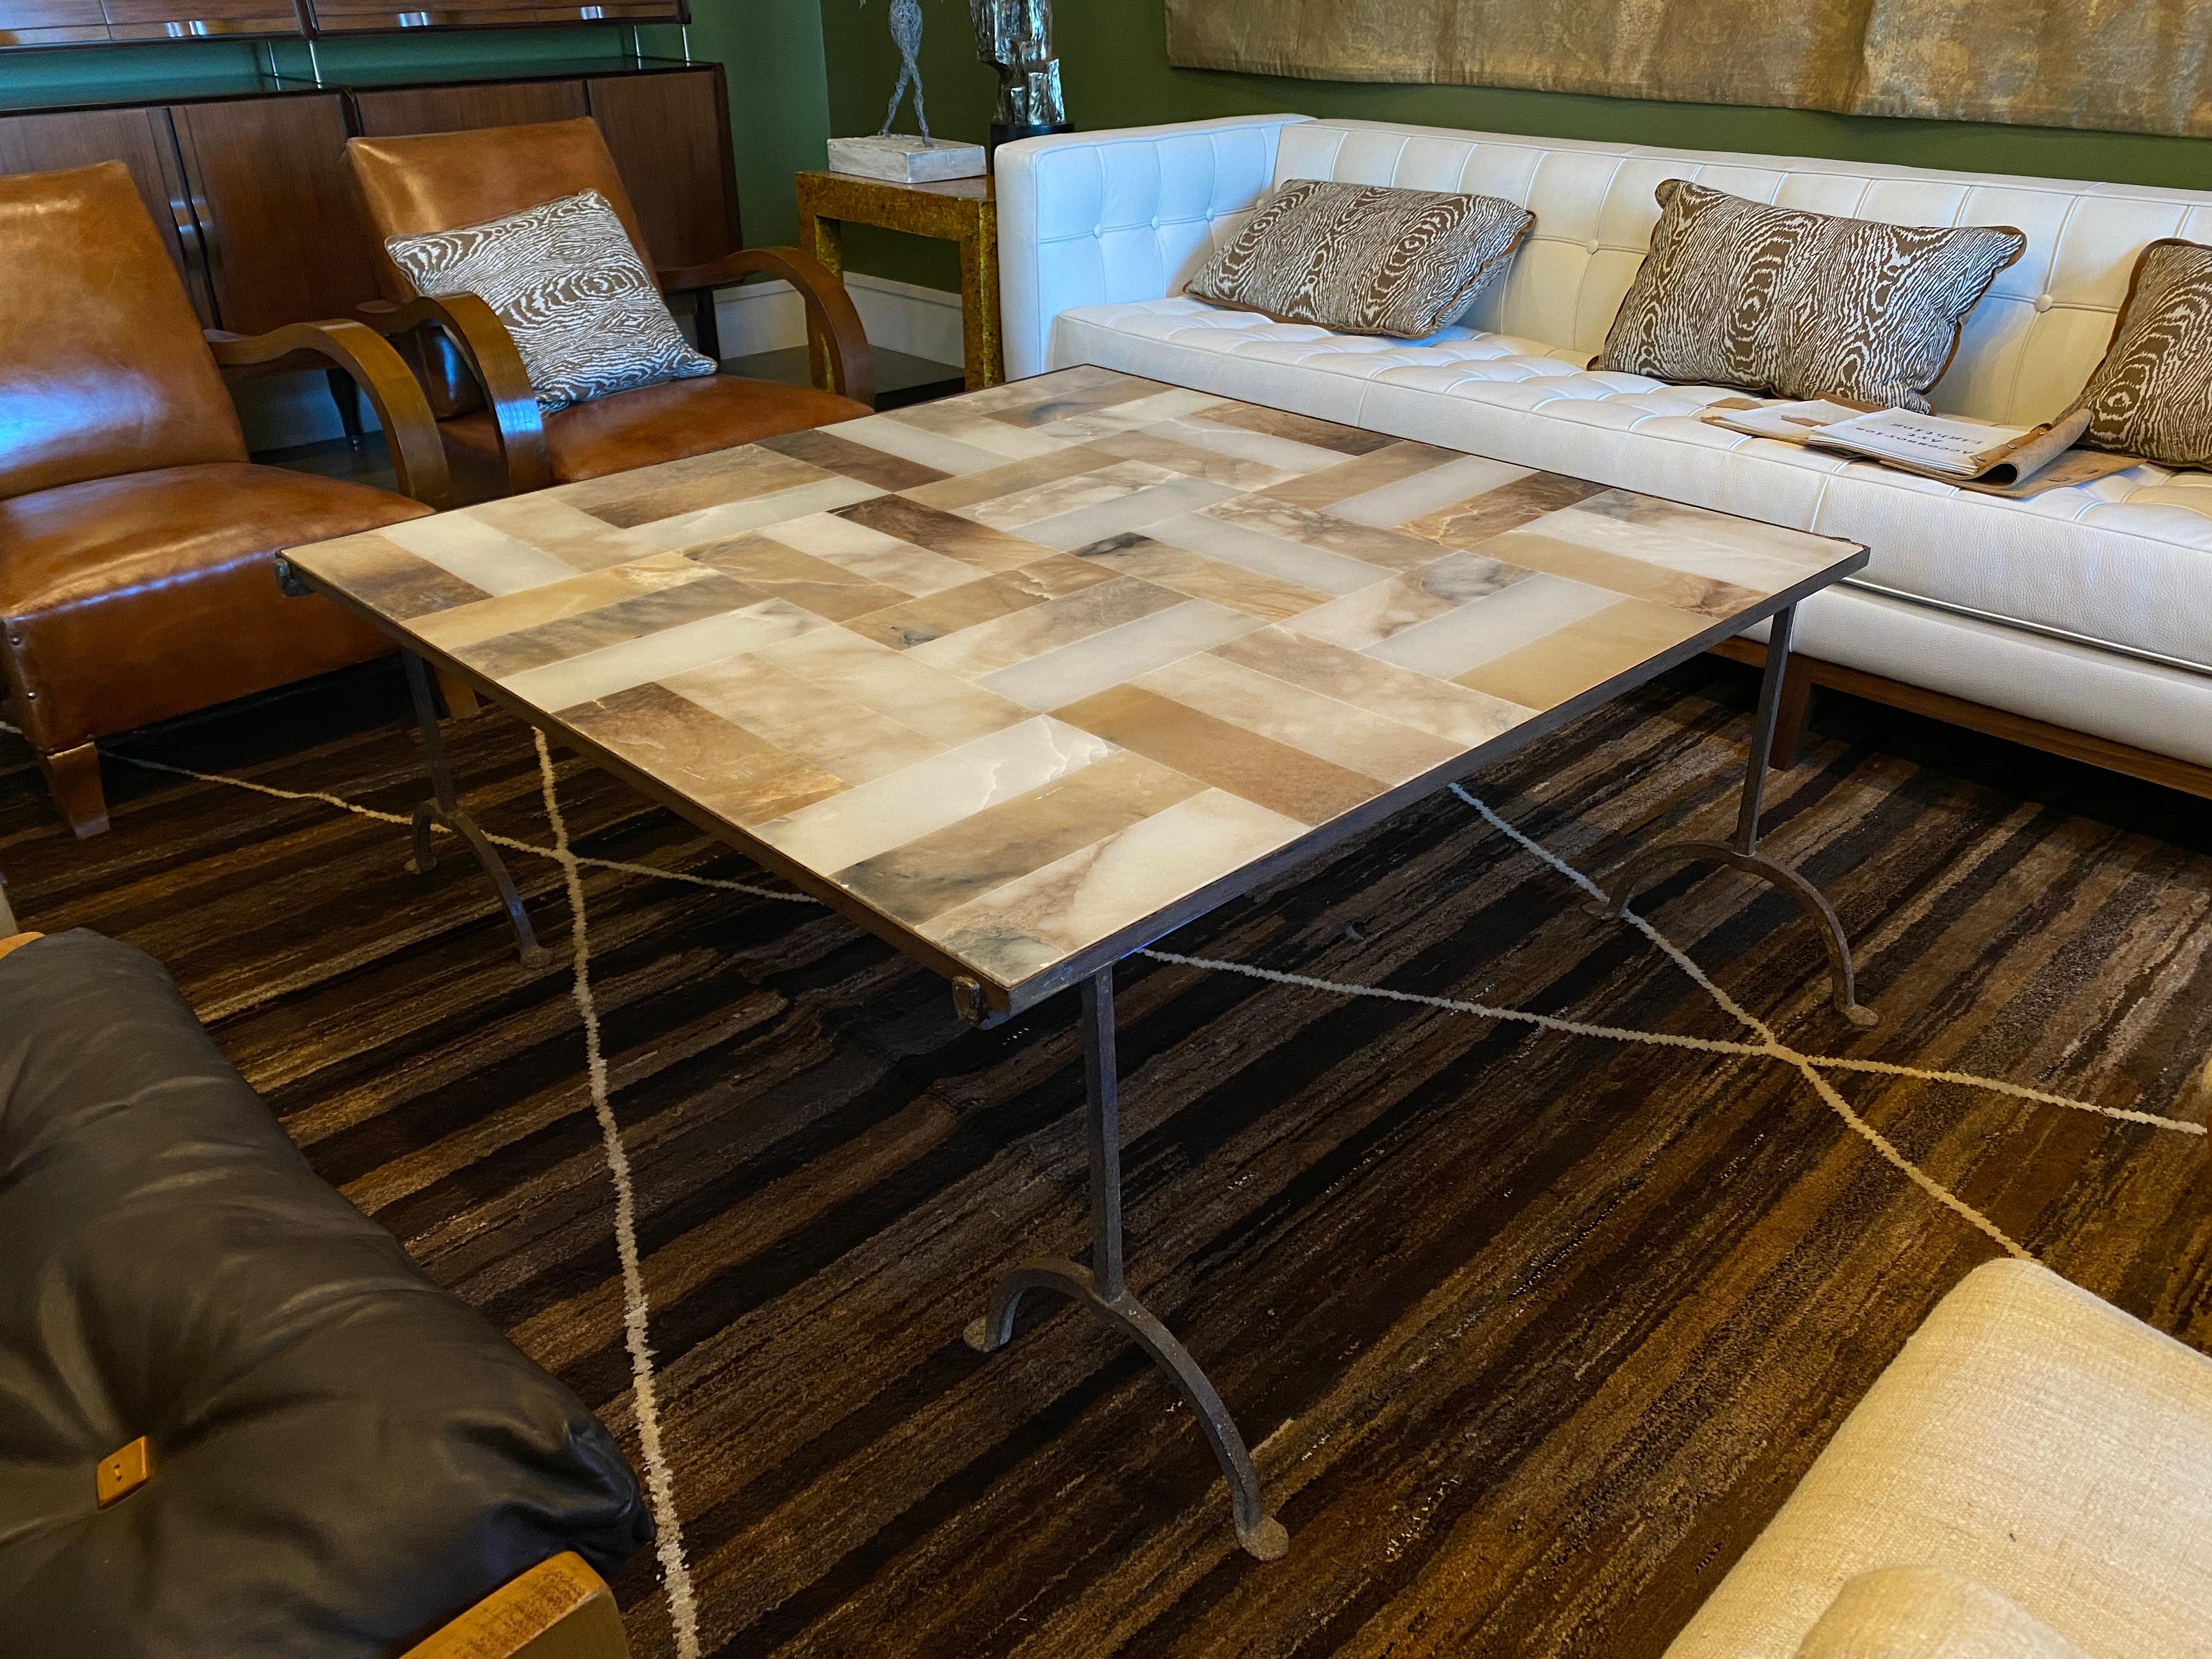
top-left (0, 106), bottom-right (213, 321)
top-left (537, 0), bottom-right (683, 20)
top-left (350, 77), bottom-right (587, 137)
top-left (0, 0), bottom-right (109, 47)
top-left (173, 93), bottom-right (379, 333)
top-left (102, 0), bottom-right (303, 40)
top-left (302, 0), bottom-right (528, 35)
top-left (587, 67), bottom-right (734, 270)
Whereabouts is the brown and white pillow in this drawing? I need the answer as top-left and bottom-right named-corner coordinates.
top-left (1186, 178), bottom-right (1534, 340)
top-left (1598, 180), bottom-right (2026, 412)
top-left (385, 189), bottom-right (715, 415)
top-left (2067, 239), bottom-right (2212, 468)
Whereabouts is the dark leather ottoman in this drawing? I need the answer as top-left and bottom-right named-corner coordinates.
top-left (0, 930), bottom-right (651, 1657)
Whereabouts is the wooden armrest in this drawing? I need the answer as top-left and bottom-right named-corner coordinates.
top-left (208, 320), bottom-right (453, 510)
top-left (357, 296), bottom-right (554, 495)
top-left (398, 1552), bottom-right (628, 1659)
top-left (659, 246), bottom-right (875, 408)
top-left (0, 933), bottom-right (43, 967)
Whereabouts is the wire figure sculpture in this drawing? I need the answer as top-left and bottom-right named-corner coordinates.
top-left (865, 0), bottom-right (934, 144)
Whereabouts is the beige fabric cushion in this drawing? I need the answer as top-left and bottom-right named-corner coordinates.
top-left (1795, 1568), bottom-right (2092, 1658)
top-left (385, 188), bottom-right (715, 415)
top-left (1663, 1258), bottom-right (2212, 1659)
top-left (1186, 178), bottom-right (1533, 340)
top-left (1597, 180), bottom-right (2025, 411)
top-left (2070, 239), bottom-right (2212, 469)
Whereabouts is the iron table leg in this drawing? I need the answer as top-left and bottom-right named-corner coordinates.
top-left (402, 651), bottom-right (552, 969)
top-left (1595, 606), bottom-right (1877, 1026)
top-left (964, 966), bottom-right (1289, 1561)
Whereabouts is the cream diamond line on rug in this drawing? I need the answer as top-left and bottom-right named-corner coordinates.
top-left (8, 709), bottom-right (2206, 1652)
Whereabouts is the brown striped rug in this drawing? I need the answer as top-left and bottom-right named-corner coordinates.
top-left (2, 656), bottom-right (2207, 1658)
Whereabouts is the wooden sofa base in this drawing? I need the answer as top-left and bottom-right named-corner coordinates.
top-left (1708, 637), bottom-right (2212, 802)
top-left (400, 1553), bottom-right (629, 1659)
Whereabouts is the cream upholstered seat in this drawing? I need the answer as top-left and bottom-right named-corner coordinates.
top-left (998, 117), bottom-right (2212, 774)
top-left (1660, 1257), bottom-right (2212, 1658)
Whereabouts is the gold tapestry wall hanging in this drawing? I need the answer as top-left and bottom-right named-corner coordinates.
top-left (1165, 0), bottom-right (2212, 140)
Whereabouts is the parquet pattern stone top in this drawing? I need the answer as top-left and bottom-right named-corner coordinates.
top-left (289, 368), bottom-right (1861, 1008)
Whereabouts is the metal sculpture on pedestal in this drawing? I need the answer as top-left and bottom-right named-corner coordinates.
top-left (834, 0), bottom-right (983, 180)
top-left (868, 0), bottom-right (934, 142)
top-left (971, 0), bottom-right (1070, 149)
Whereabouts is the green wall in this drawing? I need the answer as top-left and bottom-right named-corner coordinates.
top-left (819, 0), bottom-right (2212, 292)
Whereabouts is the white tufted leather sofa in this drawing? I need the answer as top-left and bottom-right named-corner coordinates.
top-left (995, 115), bottom-right (2212, 778)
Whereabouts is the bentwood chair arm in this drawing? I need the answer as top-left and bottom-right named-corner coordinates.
top-left (206, 319), bottom-right (453, 510)
top-left (658, 246), bottom-right (876, 409)
top-left (355, 295), bottom-right (554, 495)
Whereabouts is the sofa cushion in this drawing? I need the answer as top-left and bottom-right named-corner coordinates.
top-left (0, 930), bottom-right (652, 1659)
top-left (1596, 181), bottom-right (2026, 412)
top-left (1659, 1257), bottom-right (2212, 1659)
top-left (1186, 178), bottom-right (1532, 338)
top-left (1048, 298), bottom-right (2212, 676)
top-left (2071, 238), bottom-right (2212, 469)
top-left (1795, 1568), bottom-right (2094, 1659)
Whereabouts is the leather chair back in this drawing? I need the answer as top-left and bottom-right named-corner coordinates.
top-left (0, 162), bottom-right (247, 503)
top-left (345, 118), bottom-right (658, 302)
top-left (344, 118), bottom-right (658, 419)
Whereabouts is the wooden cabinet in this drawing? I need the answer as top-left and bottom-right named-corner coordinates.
top-left (0, 61), bottom-right (737, 342)
top-left (300, 0), bottom-right (675, 33)
top-left (0, 0), bottom-right (108, 48)
top-left (351, 76), bottom-right (588, 137)
top-left (0, 0), bottom-right (675, 45)
top-left (173, 94), bottom-right (379, 332)
top-left (0, 105), bottom-right (211, 318)
top-left (103, 0), bottom-right (304, 40)
top-left (588, 68), bottom-right (735, 268)
top-left (0, 0), bottom-right (305, 46)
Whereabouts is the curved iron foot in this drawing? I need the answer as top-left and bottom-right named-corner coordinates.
top-left (1594, 839), bottom-right (1877, 1028)
top-left (407, 799), bottom-right (554, 969)
top-left (964, 1256), bottom-right (1289, 1562)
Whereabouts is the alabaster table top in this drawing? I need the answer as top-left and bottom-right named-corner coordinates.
top-left (287, 368), bottom-right (1865, 1019)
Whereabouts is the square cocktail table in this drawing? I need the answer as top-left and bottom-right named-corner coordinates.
top-left (283, 367), bottom-right (1868, 1559)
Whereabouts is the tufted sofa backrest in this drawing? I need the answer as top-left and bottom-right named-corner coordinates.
top-left (1269, 119), bottom-right (2212, 427)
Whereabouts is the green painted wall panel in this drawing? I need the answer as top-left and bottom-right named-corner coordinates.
top-left (818, 0), bottom-right (2212, 293)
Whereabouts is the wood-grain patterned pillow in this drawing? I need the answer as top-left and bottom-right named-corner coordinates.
top-left (2067, 239), bottom-right (2212, 467)
top-left (1597, 180), bottom-right (2026, 412)
top-left (385, 189), bottom-right (715, 415)
top-left (1186, 178), bottom-right (1534, 340)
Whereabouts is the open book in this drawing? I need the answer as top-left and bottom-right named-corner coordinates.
top-left (1699, 399), bottom-right (2137, 496)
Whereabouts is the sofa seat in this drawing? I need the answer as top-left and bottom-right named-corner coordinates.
top-left (1662, 1257), bottom-right (2212, 1658)
top-left (1054, 298), bottom-right (2212, 684)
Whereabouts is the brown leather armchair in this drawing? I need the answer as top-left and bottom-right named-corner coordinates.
top-left (344, 117), bottom-right (876, 492)
top-left (0, 162), bottom-right (450, 838)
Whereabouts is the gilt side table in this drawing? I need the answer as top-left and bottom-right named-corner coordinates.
top-left (794, 168), bottom-right (1003, 394)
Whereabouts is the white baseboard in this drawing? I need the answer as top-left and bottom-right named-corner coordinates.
top-left (713, 270), bottom-right (964, 365)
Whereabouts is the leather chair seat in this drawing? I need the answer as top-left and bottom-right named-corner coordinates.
top-left (441, 373), bottom-right (872, 484)
top-left (0, 462), bottom-right (424, 751)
